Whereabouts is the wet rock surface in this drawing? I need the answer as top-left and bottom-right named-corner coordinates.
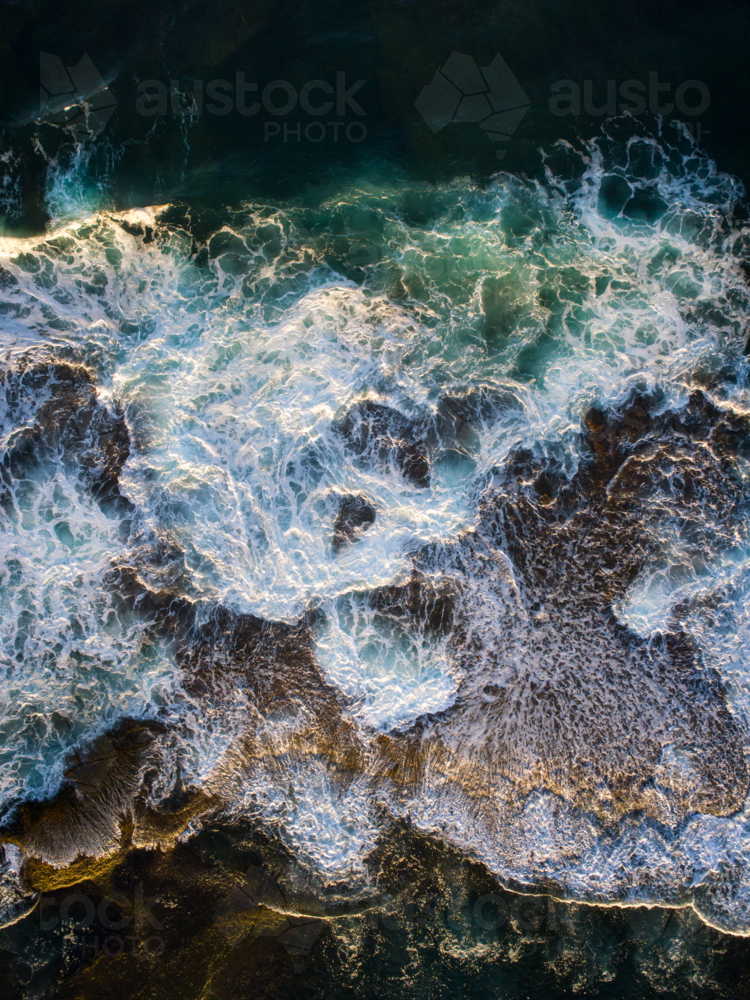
top-left (0, 356), bottom-right (133, 518)
top-left (1, 719), bottom-right (170, 864)
top-left (179, 604), bottom-right (335, 715)
top-left (361, 570), bottom-right (455, 636)
top-left (415, 387), bottom-right (750, 821)
top-left (430, 385), bottom-right (524, 450)
top-left (3, 819), bottom-right (750, 1000)
top-left (333, 401), bottom-right (431, 488)
top-left (331, 493), bottom-right (376, 551)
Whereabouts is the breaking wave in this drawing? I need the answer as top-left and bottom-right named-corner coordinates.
top-left (2, 123), bottom-right (750, 934)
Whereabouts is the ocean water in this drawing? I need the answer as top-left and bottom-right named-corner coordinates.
top-left (1, 3), bottom-right (750, 997)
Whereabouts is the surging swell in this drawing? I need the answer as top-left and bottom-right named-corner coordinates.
top-left (0, 125), bottom-right (750, 934)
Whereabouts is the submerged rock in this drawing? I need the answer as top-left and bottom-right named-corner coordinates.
top-left (1, 355), bottom-right (133, 516)
top-left (431, 384), bottom-right (523, 449)
top-left (362, 570), bottom-right (455, 636)
top-left (333, 401), bottom-right (431, 487)
top-left (332, 492), bottom-right (376, 551)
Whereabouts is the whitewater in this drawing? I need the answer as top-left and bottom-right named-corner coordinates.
top-left (1, 123), bottom-right (750, 937)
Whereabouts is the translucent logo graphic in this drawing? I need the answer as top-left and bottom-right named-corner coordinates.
top-left (40, 52), bottom-right (116, 139)
top-left (213, 865), bottom-right (325, 973)
top-left (415, 52), bottom-right (529, 158)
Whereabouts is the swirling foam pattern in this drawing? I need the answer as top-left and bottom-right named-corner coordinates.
top-left (2, 126), bottom-right (750, 933)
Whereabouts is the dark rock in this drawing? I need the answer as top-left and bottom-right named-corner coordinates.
top-left (104, 563), bottom-right (196, 640)
top-left (414, 386), bottom-right (525, 456)
top-left (362, 571), bottom-right (455, 636)
top-left (124, 524), bottom-right (195, 595)
top-left (1, 357), bottom-right (133, 518)
top-left (438, 385), bottom-right (523, 430)
top-left (0, 265), bottom-right (18, 288)
top-left (116, 218), bottom-right (145, 239)
top-left (178, 603), bottom-right (335, 714)
top-left (333, 401), bottom-right (430, 487)
top-left (104, 546), bottom-right (359, 759)
top-left (332, 493), bottom-right (376, 551)
top-left (349, 386), bottom-right (750, 825)
top-left (1, 719), bottom-right (169, 863)
top-left (435, 385), bottom-right (750, 820)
